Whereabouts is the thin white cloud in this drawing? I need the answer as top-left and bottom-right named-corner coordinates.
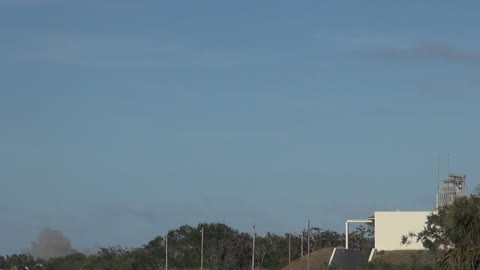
top-left (0, 0), bottom-right (56, 8)
top-left (416, 83), bottom-right (460, 97)
top-left (3, 31), bottom-right (268, 69)
top-left (315, 32), bottom-right (480, 64)
top-left (373, 43), bottom-right (480, 64)
top-left (5, 32), bottom-right (175, 66)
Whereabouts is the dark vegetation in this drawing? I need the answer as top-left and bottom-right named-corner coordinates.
top-left (7, 192), bottom-right (480, 269)
top-left (409, 194), bottom-right (480, 270)
top-left (359, 250), bottom-right (436, 270)
top-left (0, 223), bottom-right (373, 270)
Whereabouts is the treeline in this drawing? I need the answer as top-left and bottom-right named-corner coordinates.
top-left (1, 223), bottom-right (373, 270)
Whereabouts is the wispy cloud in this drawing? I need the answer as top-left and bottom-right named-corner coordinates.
top-left (370, 43), bottom-right (480, 64)
top-left (320, 32), bottom-right (480, 65)
top-left (336, 35), bottom-right (480, 97)
top-left (3, 31), bottom-right (268, 69)
top-left (0, 0), bottom-right (56, 8)
top-left (416, 82), bottom-right (461, 97)
top-left (5, 32), bottom-right (174, 67)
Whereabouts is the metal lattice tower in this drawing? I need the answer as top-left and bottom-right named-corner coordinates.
top-left (438, 174), bottom-right (467, 208)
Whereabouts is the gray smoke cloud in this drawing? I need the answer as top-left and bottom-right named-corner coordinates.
top-left (25, 228), bottom-right (74, 260)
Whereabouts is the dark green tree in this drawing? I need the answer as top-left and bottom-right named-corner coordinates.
top-left (45, 253), bottom-right (88, 270)
top-left (409, 195), bottom-right (480, 269)
top-left (347, 225), bottom-right (374, 249)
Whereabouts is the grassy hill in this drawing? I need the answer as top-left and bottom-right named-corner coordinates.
top-left (281, 249), bottom-right (436, 270)
top-left (280, 248), bottom-right (334, 270)
top-left (370, 250), bottom-right (436, 268)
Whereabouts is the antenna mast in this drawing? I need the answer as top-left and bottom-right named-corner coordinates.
top-left (436, 155), bottom-right (440, 210)
top-left (447, 153), bottom-right (450, 176)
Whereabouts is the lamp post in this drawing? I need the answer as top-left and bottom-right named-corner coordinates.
top-left (301, 231), bottom-right (304, 257)
top-left (251, 225), bottom-right (256, 270)
top-left (201, 227), bottom-right (204, 270)
top-left (307, 220), bottom-right (311, 270)
top-left (165, 233), bottom-right (168, 270)
top-left (288, 232), bottom-right (291, 268)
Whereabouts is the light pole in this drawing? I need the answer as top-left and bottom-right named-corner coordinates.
top-left (201, 227), bottom-right (204, 270)
top-left (301, 231), bottom-right (304, 257)
top-left (165, 233), bottom-right (168, 270)
top-left (288, 232), bottom-right (291, 268)
top-left (251, 225), bottom-right (256, 270)
top-left (345, 221), bottom-right (349, 249)
top-left (307, 220), bottom-right (311, 270)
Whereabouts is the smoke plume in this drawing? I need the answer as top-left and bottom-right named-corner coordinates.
top-left (26, 228), bottom-right (74, 260)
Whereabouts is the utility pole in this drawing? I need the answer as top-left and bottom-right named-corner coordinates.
top-left (252, 225), bottom-right (256, 270)
top-left (307, 220), bottom-right (311, 270)
top-left (201, 227), bottom-right (204, 270)
top-left (301, 231), bottom-right (304, 257)
top-left (288, 232), bottom-right (291, 267)
top-left (165, 233), bottom-right (168, 270)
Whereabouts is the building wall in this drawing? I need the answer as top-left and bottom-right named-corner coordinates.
top-left (374, 211), bottom-right (432, 251)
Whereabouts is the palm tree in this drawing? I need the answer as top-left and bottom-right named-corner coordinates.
top-left (439, 195), bottom-right (480, 270)
top-left (414, 189), bottom-right (480, 270)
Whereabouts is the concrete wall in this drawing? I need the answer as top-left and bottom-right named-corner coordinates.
top-left (374, 211), bottom-right (432, 251)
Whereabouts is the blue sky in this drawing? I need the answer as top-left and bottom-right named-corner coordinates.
top-left (1, 0), bottom-right (480, 254)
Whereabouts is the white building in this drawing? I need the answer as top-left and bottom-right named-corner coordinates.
top-left (374, 211), bottom-right (433, 250)
top-left (337, 210), bottom-right (434, 269)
